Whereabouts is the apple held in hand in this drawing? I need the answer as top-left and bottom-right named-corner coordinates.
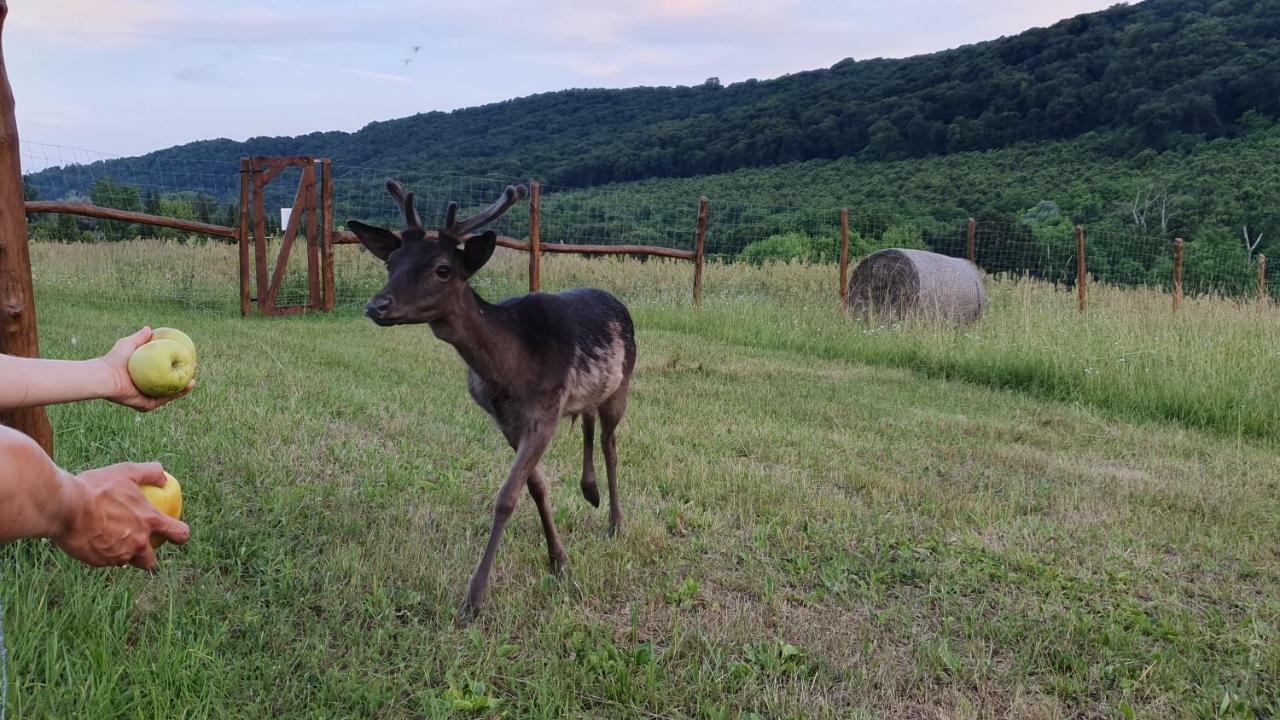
top-left (140, 471), bottom-right (183, 549)
top-left (128, 338), bottom-right (197, 398)
top-left (150, 327), bottom-right (197, 358)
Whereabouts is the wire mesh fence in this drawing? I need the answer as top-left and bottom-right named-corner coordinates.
top-left (22, 142), bottom-right (241, 312)
top-left (18, 142), bottom-right (1278, 315)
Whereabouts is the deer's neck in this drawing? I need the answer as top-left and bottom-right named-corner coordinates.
top-left (427, 288), bottom-right (514, 380)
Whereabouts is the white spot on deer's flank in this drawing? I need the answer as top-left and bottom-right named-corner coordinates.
top-left (562, 322), bottom-right (626, 416)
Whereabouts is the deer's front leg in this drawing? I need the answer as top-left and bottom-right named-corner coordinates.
top-left (461, 417), bottom-right (556, 620)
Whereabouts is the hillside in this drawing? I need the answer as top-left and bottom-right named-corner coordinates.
top-left (592, 123), bottom-right (1280, 240)
top-left (24, 0), bottom-right (1280, 193)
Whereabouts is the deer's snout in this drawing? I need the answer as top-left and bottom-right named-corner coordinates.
top-left (365, 295), bottom-right (393, 322)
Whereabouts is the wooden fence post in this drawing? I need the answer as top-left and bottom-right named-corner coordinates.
top-left (321, 159), bottom-right (335, 311)
top-left (1259, 254), bottom-right (1268, 306)
top-left (1172, 238), bottom-right (1183, 314)
top-left (528, 180), bottom-right (541, 293)
top-left (1076, 225), bottom-right (1087, 314)
top-left (306, 161), bottom-right (321, 310)
top-left (0, 1), bottom-right (54, 453)
top-left (838, 208), bottom-right (850, 303)
top-left (967, 217), bottom-right (976, 264)
top-left (693, 196), bottom-right (708, 306)
top-left (252, 167), bottom-right (268, 314)
top-left (238, 159), bottom-right (252, 316)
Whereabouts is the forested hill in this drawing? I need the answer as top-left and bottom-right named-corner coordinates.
top-left (26, 0), bottom-right (1280, 192)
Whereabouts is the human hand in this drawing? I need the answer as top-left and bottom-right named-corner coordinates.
top-left (98, 327), bottom-right (196, 411)
top-left (54, 462), bottom-right (190, 570)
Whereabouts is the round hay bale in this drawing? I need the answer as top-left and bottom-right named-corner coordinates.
top-left (845, 249), bottom-right (986, 325)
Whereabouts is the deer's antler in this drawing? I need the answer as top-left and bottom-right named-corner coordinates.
top-left (386, 179), bottom-right (422, 229)
top-left (445, 185), bottom-right (529, 238)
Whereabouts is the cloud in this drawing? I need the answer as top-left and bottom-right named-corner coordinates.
top-left (9, 1), bottom-right (302, 49)
top-left (173, 65), bottom-right (229, 85)
top-left (9, 0), bottom-right (179, 47)
top-left (339, 68), bottom-right (414, 85)
top-left (255, 54), bottom-right (298, 65)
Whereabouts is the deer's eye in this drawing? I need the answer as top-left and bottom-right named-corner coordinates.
top-left (434, 265), bottom-right (452, 280)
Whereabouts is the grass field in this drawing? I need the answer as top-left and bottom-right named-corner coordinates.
top-left (3, 240), bottom-right (1278, 718)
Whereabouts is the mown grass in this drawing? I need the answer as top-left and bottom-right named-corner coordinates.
top-left (2, 240), bottom-right (1277, 718)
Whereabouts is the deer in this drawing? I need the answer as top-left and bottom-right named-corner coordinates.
top-left (347, 180), bottom-right (636, 619)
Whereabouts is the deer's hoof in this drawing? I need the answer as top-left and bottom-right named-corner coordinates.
top-left (549, 553), bottom-right (569, 577)
top-left (581, 479), bottom-right (601, 508)
top-left (458, 599), bottom-right (482, 626)
top-left (607, 517), bottom-right (624, 538)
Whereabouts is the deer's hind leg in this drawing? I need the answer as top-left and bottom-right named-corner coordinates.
top-left (599, 387), bottom-right (629, 537)
top-left (580, 413), bottom-right (600, 508)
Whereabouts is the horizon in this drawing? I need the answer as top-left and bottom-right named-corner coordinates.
top-left (12, 1), bottom-right (1123, 171)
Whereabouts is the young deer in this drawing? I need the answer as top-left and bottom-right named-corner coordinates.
top-left (348, 181), bottom-right (636, 618)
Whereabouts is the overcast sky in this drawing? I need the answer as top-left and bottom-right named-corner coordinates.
top-left (9, 0), bottom-right (1124, 166)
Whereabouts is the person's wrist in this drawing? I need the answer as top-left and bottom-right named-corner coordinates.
top-left (50, 471), bottom-right (87, 541)
top-left (89, 357), bottom-right (123, 402)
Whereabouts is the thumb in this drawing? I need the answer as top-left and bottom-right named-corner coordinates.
top-left (125, 326), bottom-right (154, 351)
top-left (128, 462), bottom-right (168, 487)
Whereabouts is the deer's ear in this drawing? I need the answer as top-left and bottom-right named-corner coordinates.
top-left (347, 220), bottom-right (401, 261)
top-left (461, 230), bottom-right (497, 276)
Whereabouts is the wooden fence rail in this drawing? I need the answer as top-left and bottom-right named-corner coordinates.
top-left (331, 231), bottom-right (697, 261)
top-left (24, 201), bottom-right (237, 239)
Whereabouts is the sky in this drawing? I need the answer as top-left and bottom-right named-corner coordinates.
top-left (9, 0), bottom-right (1124, 168)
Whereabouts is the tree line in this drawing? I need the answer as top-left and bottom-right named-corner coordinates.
top-left (22, 0), bottom-right (1280, 193)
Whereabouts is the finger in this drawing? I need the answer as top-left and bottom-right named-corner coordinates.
top-left (135, 381), bottom-right (195, 413)
top-left (134, 397), bottom-right (167, 413)
top-left (130, 544), bottom-right (158, 571)
top-left (128, 462), bottom-right (169, 487)
top-left (160, 381), bottom-right (196, 404)
top-left (152, 515), bottom-right (190, 545)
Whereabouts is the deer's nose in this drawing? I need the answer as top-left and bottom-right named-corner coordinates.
top-left (365, 296), bottom-right (392, 319)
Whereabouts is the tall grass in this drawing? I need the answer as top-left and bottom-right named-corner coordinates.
top-left (29, 240), bottom-right (1280, 439)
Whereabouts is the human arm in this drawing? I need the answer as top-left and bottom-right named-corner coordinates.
top-left (0, 426), bottom-right (189, 569)
top-left (0, 327), bottom-right (194, 412)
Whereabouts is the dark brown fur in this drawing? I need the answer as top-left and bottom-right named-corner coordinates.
top-left (348, 181), bottom-right (636, 619)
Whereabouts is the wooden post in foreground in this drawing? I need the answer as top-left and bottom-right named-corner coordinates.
top-left (966, 217), bottom-right (976, 264)
top-left (321, 159), bottom-right (335, 311)
top-left (528, 180), bottom-right (541, 293)
top-left (838, 208), bottom-right (850, 303)
top-left (1075, 225), bottom-right (1087, 314)
top-left (0, 1), bottom-right (54, 453)
top-left (1172, 238), bottom-right (1183, 314)
top-left (305, 162), bottom-right (321, 310)
top-left (1259, 254), bottom-right (1268, 306)
top-left (238, 160), bottom-right (252, 316)
top-left (252, 168), bottom-right (268, 314)
top-left (693, 196), bottom-right (708, 306)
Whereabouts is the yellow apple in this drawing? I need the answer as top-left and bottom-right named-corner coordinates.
top-left (128, 338), bottom-right (197, 398)
top-left (150, 327), bottom-right (197, 361)
top-left (141, 471), bottom-right (183, 548)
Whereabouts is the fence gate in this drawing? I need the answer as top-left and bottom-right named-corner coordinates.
top-left (239, 156), bottom-right (334, 315)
